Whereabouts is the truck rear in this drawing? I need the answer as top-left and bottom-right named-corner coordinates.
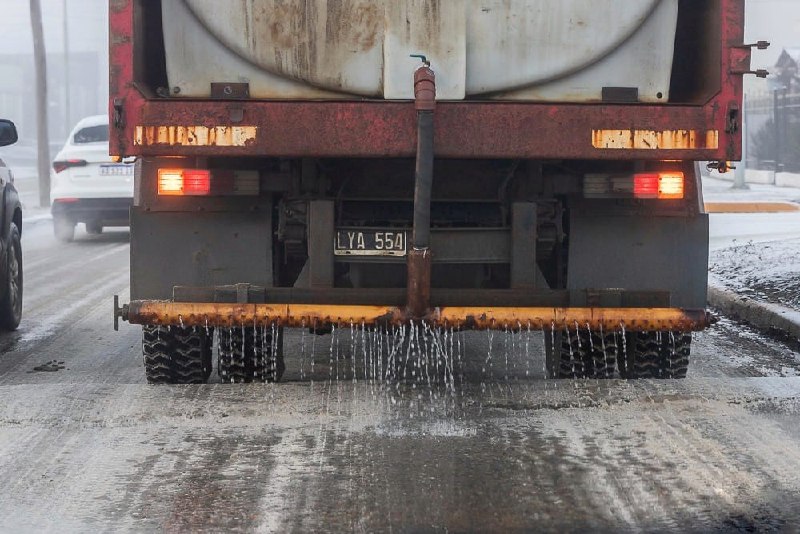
top-left (111, 0), bottom-right (756, 383)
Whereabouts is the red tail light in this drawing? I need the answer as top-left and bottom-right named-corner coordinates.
top-left (157, 169), bottom-right (211, 196)
top-left (634, 172), bottom-right (684, 199)
top-left (633, 173), bottom-right (659, 198)
top-left (52, 159), bottom-right (87, 173)
top-left (183, 169), bottom-right (212, 195)
top-left (157, 168), bottom-right (259, 196)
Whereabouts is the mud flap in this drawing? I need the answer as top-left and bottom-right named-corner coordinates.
top-left (130, 206), bottom-right (273, 300)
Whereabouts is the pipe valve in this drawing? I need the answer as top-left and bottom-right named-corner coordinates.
top-left (411, 56), bottom-right (435, 112)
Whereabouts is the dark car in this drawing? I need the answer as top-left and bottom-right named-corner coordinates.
top-left (0, 119), bottom-right (23, 330)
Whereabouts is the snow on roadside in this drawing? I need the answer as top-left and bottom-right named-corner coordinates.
top-left (709, 238), bottom-right (800, 309)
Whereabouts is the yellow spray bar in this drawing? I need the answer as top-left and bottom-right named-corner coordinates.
top-left (119, 300), bottom-right (715, 332)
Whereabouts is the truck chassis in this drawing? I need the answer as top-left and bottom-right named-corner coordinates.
top-left (110, 0), bottom-right (750, 383)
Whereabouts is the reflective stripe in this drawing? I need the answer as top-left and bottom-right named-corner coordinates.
top-left (592, 129), bottom-right (719, 150)
top-left (134, 126), bottom-right (257, 147)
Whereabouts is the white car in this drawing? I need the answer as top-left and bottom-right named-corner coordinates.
top-left (50, 115), bottom-right (134, 241)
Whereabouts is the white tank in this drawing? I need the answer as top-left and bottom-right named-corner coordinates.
top-left (162, 0), bottom-right (678, 102)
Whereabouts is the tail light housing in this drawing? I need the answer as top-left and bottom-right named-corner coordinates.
top-left (158, 169), bottom-right (211, 196)
top-left (157, 168), bottom-right (259, 196)
top-left (52, 159), bottom-right (87, 173)
top-left (585, 171), bottom-right (685, 200)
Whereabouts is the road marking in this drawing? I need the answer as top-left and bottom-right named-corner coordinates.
top-left (19, 270), bottom-right (127, 343)
top-left (704, 202), bottom-right (800, 213)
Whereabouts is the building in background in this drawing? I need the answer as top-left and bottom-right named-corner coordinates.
top-left (744, 0), bottom-right (800, 95)
top-left (745, 49), bottom-right (800, 175)
top-left (771, 48), bottom-right (800, 92)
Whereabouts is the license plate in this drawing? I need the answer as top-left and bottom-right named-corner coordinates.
top-left (334, 230), bottom-right (407, 257)
top-left (99, 164), bottom-right (133, 176)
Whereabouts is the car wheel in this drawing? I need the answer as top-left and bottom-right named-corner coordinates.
top-left (54, 216), bottom-right (75, 242)
top-left (0, 223), bottom-right (22, 330)
top-left (85, 221), bottom-right (103, 235)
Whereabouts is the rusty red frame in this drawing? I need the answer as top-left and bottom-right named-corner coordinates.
top-left (110, 0), bottom-right (748, 162)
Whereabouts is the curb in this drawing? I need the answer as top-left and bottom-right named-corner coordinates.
top-left (704, 201), bottom-right (800, 213)
top-left (708, 284), bottom-right (800, 341)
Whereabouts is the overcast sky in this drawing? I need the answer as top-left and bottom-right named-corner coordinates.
top-left (2, 1), bottom-right (107, 56)
top-left (745, 0), bottom-right (800, 67)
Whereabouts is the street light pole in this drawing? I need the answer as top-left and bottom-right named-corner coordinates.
top-left (773, 88), bottom-right (782, 184)
top-left (29, 0), bottom-right (51, 207)
top-left (63, 0), bottom-right (71, 137)
top-left (733, 94), bottom-right (749, 189)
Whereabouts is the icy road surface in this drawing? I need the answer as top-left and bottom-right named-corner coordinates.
top-left (0, 218), bottom-right (799, 531)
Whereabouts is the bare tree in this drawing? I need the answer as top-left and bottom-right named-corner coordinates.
top-left (30, 0), bottom-right (51, 207)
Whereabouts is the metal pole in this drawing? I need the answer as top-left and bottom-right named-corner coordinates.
top-left (29, 0), bottom-right (51, 207)
top-left (62, 0), bottom-right (71, 137)
top-left (733, 94), bottom-right (749, 189)
top-left (406, 59), bottom-right (436, 319)
top-left (781, 87), bottom-right (788, 176)
top-left (773, 89), bottom-right (781, 184)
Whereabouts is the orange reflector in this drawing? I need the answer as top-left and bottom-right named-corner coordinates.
top-left (633, 172), bottom-right (684, 199)
top-left (658, 172), bottom-right (684, 199)
top-left (157, 168), bottom-right (211, 196)
top-left (157, 169), bottom-right (184, 195)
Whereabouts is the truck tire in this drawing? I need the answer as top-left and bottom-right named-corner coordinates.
top-left (550, 329), bottom-right (618, 379)
top-left (54, 216), bottom-right (75, 242)
top-left (142, 325), bottom-right (210, 384)
top-left (0, 223), bottom-right (22, 330)
top-left (202, 328), bottom-right (214, 380)
top-left (586, 330), bottom-right (619, 378)
top-left (218, 326), bottom-right (284, 383)
top-left (620, 331), bottom-right (690, 379)
top-left (660, 332), bottom-right (691, 379)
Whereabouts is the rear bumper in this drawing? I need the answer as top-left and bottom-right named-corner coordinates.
top-left (51, 198), bottom-right (132, 225)
top-left (117, 298), bottom-right (716, 332)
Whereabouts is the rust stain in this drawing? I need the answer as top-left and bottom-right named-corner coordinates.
top-left (269, 2), bottom-right (304, 50)
top-left (126, 301), bottom-right (713, 333)
top-left (109, 0), bottom-right (127, 12)
top-left (110, 34), bottom-right (131, 46)
top-left (325, 0), bottom-right (380, 51)
top-left (592, 129), bottom-right (720, 150)
top-left (133, 126), bottom-right (257, 147)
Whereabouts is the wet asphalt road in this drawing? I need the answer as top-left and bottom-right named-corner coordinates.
top-left (1, 220), bottom-right (800, 532)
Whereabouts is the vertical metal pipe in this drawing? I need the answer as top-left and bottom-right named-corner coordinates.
top-left (412, 111), bottom-right (434, 248)
top-left (406, 248), bottom-right (432, 319)
top-left (774, 89), bottom-right (781, 179)
top-left (407, 62), bottom-right (436, 318)
top-left (63, 0), bottom-right (71, 137)
top-left (733, 94), bottom-right (748, 189)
